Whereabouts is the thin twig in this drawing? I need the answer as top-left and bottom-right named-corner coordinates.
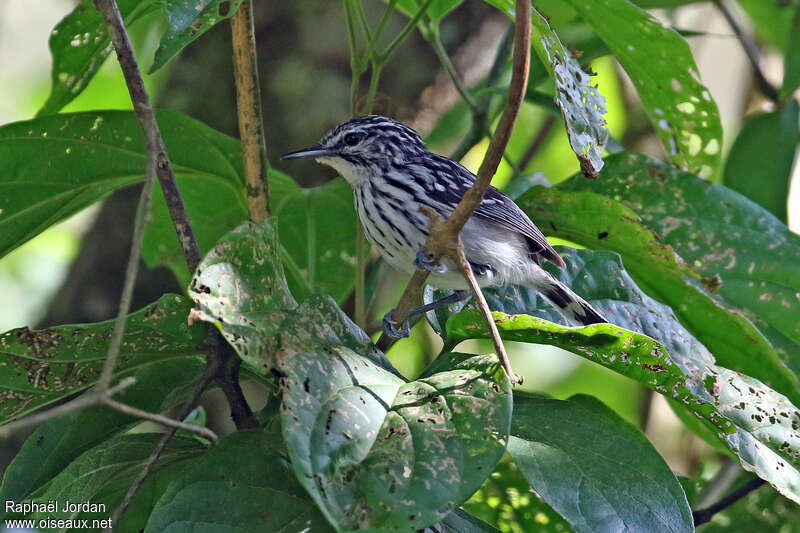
top-left (429, 28), bottom-right (478, 110)
top-left (0, 378), bottom-right (136, 438)
top-left (104, 398), bottom-right (218, 441)
top-left (231, 0), bottom-right (270, 222)
top-left (453, 236), bottom-right (516, 381)
top-left (97, 122), bottom-right (157, 392)
top-left (714, 0), bottom-right (779, 103)
top-left (107, 360), bottom-right (220, 530)
top-left (692, 477), bottom-right (766, 526)
top-left (377, 0), bottom-right (532, 382)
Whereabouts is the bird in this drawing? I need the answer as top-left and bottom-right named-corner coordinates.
top-left (282, 115), bottom-right (607, 338)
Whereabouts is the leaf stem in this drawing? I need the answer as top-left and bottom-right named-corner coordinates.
top-left (380, 0), bottom-right (435, 62)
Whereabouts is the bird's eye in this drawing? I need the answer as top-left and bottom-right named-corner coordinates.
top-left (343, 132), bottom-right (363, 146)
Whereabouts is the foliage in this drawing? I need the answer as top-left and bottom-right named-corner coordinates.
top-left (1, 0), bottom-right (800, 531)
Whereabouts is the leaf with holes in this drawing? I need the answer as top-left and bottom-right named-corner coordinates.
top-left (558, 152), bottom-right (800, 391)
top-left (530, 7), bottom-right (608, 178)
top-left (0, 294), bottom-right (205, 425)
top-left (149, 0), bottom-right (244, 73)
top-left (508, 393), bottom-right (693, 533)
top-left (561, 0), bottom-right (723, 178)
top-left (723, 100), bottom-right (799, 223)
top-left (279, 348), bottom-right (511, 530)
top-left (38, 0), bottom-right (158, 116)
top-left (145, 430), bottom-right (334, 532)
top-left (440, 248), bottom-right (800, 504)
top-left (510, 180), bottom-right (797, 407)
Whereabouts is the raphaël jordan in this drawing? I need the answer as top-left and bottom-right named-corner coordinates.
top-left (5, 500), bottom-right (107, 514)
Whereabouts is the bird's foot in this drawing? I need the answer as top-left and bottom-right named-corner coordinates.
top-left (414, 249), bottom-right (447, 274)
top-left (382, 310), bottom-right (411, 339)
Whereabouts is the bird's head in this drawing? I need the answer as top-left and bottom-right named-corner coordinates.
top-left (281, 115), bottom-right (426, 186)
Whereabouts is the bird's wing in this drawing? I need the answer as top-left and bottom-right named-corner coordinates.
top-left (420, 154), bottom-right (565, 268)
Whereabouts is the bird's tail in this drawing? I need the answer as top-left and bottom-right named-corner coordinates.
top-left (529, 272), bottom-right (607, 326)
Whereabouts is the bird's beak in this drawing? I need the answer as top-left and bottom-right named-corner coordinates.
top-left (281, 145), bottom-right (334, 160)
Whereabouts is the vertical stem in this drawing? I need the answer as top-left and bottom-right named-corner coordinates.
top-left (231, 0), bottom-right (271, 221)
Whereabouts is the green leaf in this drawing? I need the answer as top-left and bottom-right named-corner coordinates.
top-left (188, 218), bottom-right (298, 371)
top-left (442, 249), bottom-right (800, 504)
top-left (0, 357), bottom-right (204, 513)
top-left (560, 0), bottom-right (723, 178)
top-left (37, 0), bottom-right (158, 116)
top-left (280, 349), bottom-right (511, 530)
top-left (557, 152), bottom-right (800, 391)
top-left (723, 100), bottom-right (799, 222)
top-left (782, 7), bottom-right (800, 99)
top-left (0, 110), bottom-right (356, 304)
top-left (0, 294), bottom-right (205, 425)
top-left (508, 393), bottom-right (693, 533)
top-left (512, 184), bottom-right (796, 406)
top-left (271, 177), bottom-right (357, 303)
top-left (26, 434), bottom-right (204, 526)
top-left (529, 8), bottom-right (608, 178)
top-left (149, 0), bottom-right (244, 73)
top-left (145, 430), bottom-right (333, 532)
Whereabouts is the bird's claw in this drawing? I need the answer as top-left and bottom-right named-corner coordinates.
top-left (382, 310), bottom-right (411, 339)
top-left (414, 249), bottom-right (447, 273)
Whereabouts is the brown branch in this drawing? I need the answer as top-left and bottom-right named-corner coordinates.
top-left (231, 0), bottom-right (270, 222)
top-left (104, 398), bottom-right (218, 441)
top-left (376, 0), bottom-right (532, 383)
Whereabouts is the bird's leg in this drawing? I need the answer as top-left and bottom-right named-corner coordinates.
top-left (381, 291), bottom-right (470, 339)
top-left (414, 249), bottom-right (448, 274)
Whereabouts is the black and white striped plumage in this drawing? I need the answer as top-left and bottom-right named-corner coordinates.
top-left (283, 115), bottom-right (606, 328)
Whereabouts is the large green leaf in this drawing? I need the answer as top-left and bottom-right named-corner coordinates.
top-left (557, 152), bottom-right (800, 384)
top-left (37, 0), bottom-right (158, 116)
top-left (280, 348), bottom-right (511, 530)
top-left (0, 294), bottom-right (205, 424)
top-left (560, 0), bottom-right (723, 178)
top-left (512, 183), bottom-right (797, 406)
top-left (723, 100), bottom-right (799, 222)
top-left (0, 110), bottom-right (357, 303)
top-left (149, 0), bottom-right (244, 73)
top-left (441, 249), bottom-right (800, 504)
top-left (145, 430), bottom-right (333, 532)
top-left (0, 356), bottom-right (204, 515)
top-left (22, 434), bottom-right (204, 528)
top-left (508, 393), bottom-right (693, 533)
top-left (529, 8), bottom-right (608, 178)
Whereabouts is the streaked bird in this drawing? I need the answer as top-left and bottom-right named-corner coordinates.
top-left (283, 115), bottom-right (606, 337)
